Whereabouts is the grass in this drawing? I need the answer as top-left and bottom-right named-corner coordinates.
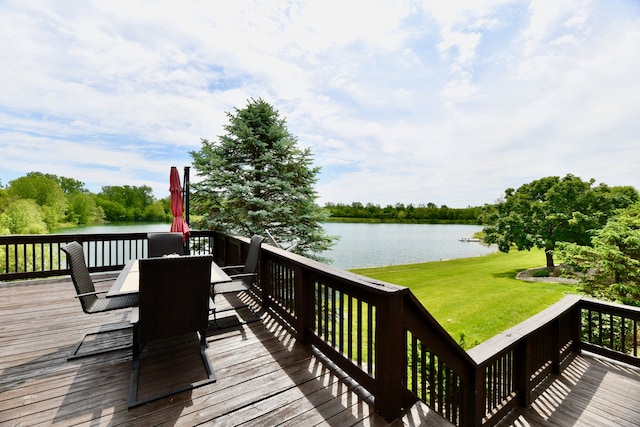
top-left (351, 248), bottom-right (577, 349)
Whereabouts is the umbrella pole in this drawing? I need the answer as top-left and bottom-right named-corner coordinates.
top-left (183, 166), bottom-right (190, 255)
top-left (183, 166), bottom-right (190, 226)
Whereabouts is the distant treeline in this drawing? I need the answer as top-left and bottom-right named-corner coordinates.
top-left (324, 202), bottom-right (482, 224)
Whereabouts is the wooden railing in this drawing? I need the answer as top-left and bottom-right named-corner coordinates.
top-left (3, 231), bottom-right (640, 425)
top-left (221, 234), bottom-right (640, 425)
top-left (466, 295), bottom-right (582, 425)
top-left (579, 298), bottom-right (640, 366)
top-left (0, 230), bottom-right (214, 281)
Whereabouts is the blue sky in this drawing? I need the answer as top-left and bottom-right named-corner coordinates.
top-left (1, 0), bottom-right (639, 207)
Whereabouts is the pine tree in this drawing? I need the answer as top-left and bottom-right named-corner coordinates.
top-left (558, 201), bottom-right (640, 306)
top-left (190, 98), bottom-right (336, 259)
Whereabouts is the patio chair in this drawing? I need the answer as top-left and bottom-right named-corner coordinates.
top-left (210, 234), bottom-right (264, 328)
top-left (147, 232), bottom-right (184, 257)
top-left (61, 241), bottom-right (138, 360)
top-left (128, 255), bottom-right (215, 408)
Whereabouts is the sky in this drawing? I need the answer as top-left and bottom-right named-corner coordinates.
top-left (1, 0), bottom-right (639, 208)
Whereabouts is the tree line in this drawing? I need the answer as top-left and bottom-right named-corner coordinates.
top-left (0, 172), bottom-right (173, 234)
top-left (324, 202), bottom-right (482, 223)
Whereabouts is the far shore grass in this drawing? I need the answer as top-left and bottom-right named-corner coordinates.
top-left (350, 248), bottom-right (578, 349)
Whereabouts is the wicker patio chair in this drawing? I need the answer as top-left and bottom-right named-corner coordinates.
top-left (61, 241), bottom-right (139, 360)
top-left (147, 232), bottom-right (184, 257)
top-left (128, 255), bottom-right (215, 408)
top-left (210, 234), bottom-right (264, 328)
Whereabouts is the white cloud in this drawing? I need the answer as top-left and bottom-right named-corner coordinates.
top-left (0, 0), bottom-right (638, 206)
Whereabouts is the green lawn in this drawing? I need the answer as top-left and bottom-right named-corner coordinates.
top-left (351, 249), bottom-right (578, 349)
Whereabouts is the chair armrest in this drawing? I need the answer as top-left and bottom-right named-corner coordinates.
top-left (130, 307), bottom-right (139, 325)
top-left (228, 273), bottom-right (257, 279)
top-left (74, 290), bottom-right (108, 298)
top-left (221, 264), bottom-right (244, 270)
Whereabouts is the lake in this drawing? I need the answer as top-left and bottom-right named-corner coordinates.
top-left (322, 223), bottom-right (494, 269)
top-left (54, 222), bottom-right (495, 269)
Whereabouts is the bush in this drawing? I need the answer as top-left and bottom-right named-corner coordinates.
top-left (532, 269), bottom-right (551, 278)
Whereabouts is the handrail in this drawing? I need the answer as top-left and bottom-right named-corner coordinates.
top-left (401, 292), bottom-right (477, 425)
top-left (578, 298), bottom-right (640, 366)
top-left (0, 230), bottom-right (214, 281)
top-left (466, 295), bottom-right (582, 425)
top-left (4, 231), bottom-right (640, 426)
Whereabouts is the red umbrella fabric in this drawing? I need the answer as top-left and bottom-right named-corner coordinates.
top-left (169, 166), bottom-right (190, 240)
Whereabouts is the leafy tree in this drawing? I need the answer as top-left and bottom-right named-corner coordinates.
top-left (55, 176), bottom-right (105, 225)
top-left (58, 176), bottom-right (88, 194)
top-left (0, 199), bottom-right (48, 234)
top-left (190, 98), bottom-right (336, 259)
top-left (481, 174), bottom-right (639, 267)
top-left (95, 185), bottom-right (155, 221)
top-left (558, 202), bottom-right (640, 306)
top-left (95, 198), bottom-right (128, 221)
top-left (143, 200), bottom-right (170, 221)
top-left (8, 172), bottom-right (62, 205)
top-left (0, 184), bottom-right (10, 212)
top-left (154, 197), bottom-right (172, 221)
top-left (67, 192), bottom-right (105, 224)
top-left (7, 172), bottom-right (67, 229)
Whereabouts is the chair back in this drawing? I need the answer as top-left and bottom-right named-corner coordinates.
top-left (61, 242), bottom-right (98, 314)
top-left (148, 232), bottom-right (184, 257)
top-left (240, 235), bottom-right (264, 285)
top-left (138, 255), bottom-right (212, 344)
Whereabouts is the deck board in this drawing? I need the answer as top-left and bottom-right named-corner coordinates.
top-left (496, 353), bottom-right (640, 426)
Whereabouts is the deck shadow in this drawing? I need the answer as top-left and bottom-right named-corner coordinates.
top-left (496, 353), bottom-right (640, 426)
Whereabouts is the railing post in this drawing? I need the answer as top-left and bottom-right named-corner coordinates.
top-left (469, 364), bottom-right (484, 427)
top-left (294, 267), bottom-right (313, 345)
top-left (259, 251), bottom-right (271, 314)
top-left (572, 303), bottom-right (583, 354)
top-left (551, 319), bottom-right (561, 375)
top-left (514, 339), bottom-right (532, 407)
top-left (374, 290), bottom-right (404, 421)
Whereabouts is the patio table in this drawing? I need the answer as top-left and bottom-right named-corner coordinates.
top-left (107, 258), bottom-right (231, 297)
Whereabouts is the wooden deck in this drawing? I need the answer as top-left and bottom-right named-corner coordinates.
top-left (0, 275), bottom-right (452, 426)
top-left (495, 352), bottom-right (640, 427)
top-left (3, 275), bottom-right (640, 426)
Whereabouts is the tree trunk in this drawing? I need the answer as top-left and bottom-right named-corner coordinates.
top-left (545, 249), bottom-right (555, 268)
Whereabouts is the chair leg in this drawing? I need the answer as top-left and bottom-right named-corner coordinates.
top-left (128, 345), bottom-right (141, 408)
top-left (67, 324), bottom-right (133, 360)
top-left (199, 331), bottom-right (215, 379)
top-left (128, 331), bottom-right (216, 409)
top-left (211, 304), bottom-right (261, 328)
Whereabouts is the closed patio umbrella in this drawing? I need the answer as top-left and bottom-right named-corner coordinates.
top-left (169, 166), bottom-right (190, 240)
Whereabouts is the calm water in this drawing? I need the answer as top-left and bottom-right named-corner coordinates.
top-left (322, 223), bottom-right (494, 269)
top-left (54, 222), bottom-right (495, 269)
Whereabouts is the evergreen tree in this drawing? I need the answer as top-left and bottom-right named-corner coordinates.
top-left (190, 98), bottom-right (336, 259)
top-left (558, 202), bottom-right (640, 306)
